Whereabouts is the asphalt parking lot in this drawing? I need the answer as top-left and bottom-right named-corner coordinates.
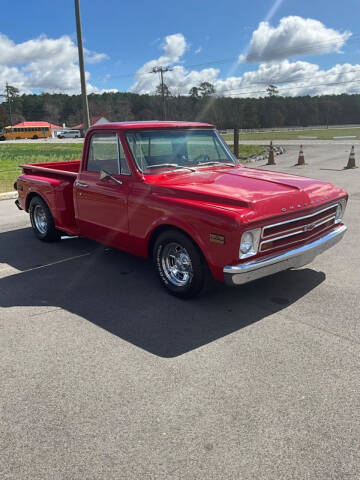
top-left (1, 144), bottom-right (359, 479)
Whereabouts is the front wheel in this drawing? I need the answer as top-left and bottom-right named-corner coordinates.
top-left (29, 197), bottom-right (61, 242)
top-left (153, 230), bottom-right (207, 298)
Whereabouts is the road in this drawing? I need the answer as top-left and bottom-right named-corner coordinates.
top-left (232, 139), bottom-right (360, 146)
top-left (1, 145), bottom-right (359, 479)
top-left (1, 137), bottom-right (360, 146)
top-left (0, 137), bottom-right (84, 144)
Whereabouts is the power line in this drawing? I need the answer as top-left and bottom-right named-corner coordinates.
top-left (249, 66), bottom-right (360, 86)
top-left (94, 33), bottom-right (360, 82)
top-left (219, 77), bottom-right (360, 96)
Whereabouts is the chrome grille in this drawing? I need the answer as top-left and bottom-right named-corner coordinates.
top-left (260, 204), bottom-right (338, 253)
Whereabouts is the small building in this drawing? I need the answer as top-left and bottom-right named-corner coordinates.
top-left (72, 116), bottom-right (110, 136)
top-left (13, 121), bottom-right (62, 138)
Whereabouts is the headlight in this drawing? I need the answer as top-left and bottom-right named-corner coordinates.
top-left (335, 198), bottom-right (347, 223)
top-left (239, 228), bottom-right (261, 259)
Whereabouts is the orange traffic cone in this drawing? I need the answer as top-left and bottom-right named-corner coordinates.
top-left (267, 141), bottom-right (276, 165)
top-left (344, 145), bottom-right (358, 169)
top-left (295, 145), bottom-right (306, 166)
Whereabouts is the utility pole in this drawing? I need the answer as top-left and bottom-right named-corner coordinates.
top-left (74, 0), bottom-right (90, 131)
top-left (151, 66), bottom-right (170, 120)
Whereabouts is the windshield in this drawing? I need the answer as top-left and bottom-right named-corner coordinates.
top-left (126, 129), bottom-right (238, 173)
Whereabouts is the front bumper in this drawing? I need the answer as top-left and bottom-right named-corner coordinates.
top-left (223, 224), bottom-right (347, 286)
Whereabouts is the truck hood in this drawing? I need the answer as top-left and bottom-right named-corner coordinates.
top-left (149, 166), bottom-right (345, 221)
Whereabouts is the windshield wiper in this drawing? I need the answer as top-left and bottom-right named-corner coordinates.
top-left (197, 161), bottom-right (235, 167)
top-left (145, 164), bottom-right (195, 172)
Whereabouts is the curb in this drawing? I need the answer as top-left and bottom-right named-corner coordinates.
top-left (0, 191), bottom-right (17, 201)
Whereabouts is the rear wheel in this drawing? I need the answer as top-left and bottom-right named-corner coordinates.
top-left (29, 197), bottom-right (61, 242)
top-left (153, 229), bottom-right (207, 298)
top-left (32, 135), bottom-right (38, 139)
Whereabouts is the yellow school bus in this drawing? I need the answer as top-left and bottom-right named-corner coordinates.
top-left (0, 125), bottom-right (52, 141)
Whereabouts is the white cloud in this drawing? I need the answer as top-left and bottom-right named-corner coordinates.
top-left (215, 60), bottom-right (360, 97)
top-left (130, 27), bottom-right (360, 98)
top-left (0, 33), bottom-right (108, 94)
top-left (1, 23), bottom-right (359, 100)
top-left (131, 34), bottom-right (219, 94)
top-left (85, 50), bottom-right (109, 64)
top-left (195, 46), bottom-right (202, 54)
top-left (241, 16), bottom-right (351, 63)
top-left (162, 33), bottom-right (186, 61)
top-left (133, 33), bottom-right (187, 80)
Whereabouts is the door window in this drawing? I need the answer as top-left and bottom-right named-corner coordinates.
top-left (87, 133), bottom-right (120, 174)
top-left (87, 133), bottom-right (131, 175)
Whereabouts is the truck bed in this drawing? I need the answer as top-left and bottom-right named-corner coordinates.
top-left (20, 160), bottom-right (80, 177)
top-left (17, 160), bottom-right (81, 235)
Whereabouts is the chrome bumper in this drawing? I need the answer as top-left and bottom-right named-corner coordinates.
top-left (223, 224), bottom-right (347, 286)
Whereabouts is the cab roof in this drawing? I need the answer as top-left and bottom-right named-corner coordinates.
top-left (88, 121), bottom-right (215, 131)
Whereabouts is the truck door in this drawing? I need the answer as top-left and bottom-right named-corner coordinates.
top-left (74, 132), bottom-right (131, 249)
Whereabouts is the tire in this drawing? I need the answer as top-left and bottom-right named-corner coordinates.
top-left (29, 196), bottom-right (61, 242)
top-left (153, 229), bottom-right (207, 299)
top-left (32, 135), bottom-right (38, 139)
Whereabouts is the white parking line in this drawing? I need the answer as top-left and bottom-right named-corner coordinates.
top-left (0, 252), bottom-right (92, 275)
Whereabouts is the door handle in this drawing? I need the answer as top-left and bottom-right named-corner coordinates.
top-left (76, 181), bottom-right (89, 188)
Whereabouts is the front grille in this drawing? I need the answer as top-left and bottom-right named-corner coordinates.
top-left (260, 204), bottom-right (338, 253)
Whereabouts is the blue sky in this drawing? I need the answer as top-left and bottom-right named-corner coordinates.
top-left (1, 0), bottom-right (359, 96)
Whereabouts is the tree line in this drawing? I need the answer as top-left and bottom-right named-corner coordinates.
top-left (1, 83), bottom-right (360, 130)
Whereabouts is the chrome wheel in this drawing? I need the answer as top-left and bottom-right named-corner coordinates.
top-left (33, 204), bottom-right (47, 234)
top-left (161, 242), bottom-right (193, 287)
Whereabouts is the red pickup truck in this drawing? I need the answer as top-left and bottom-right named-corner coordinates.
top-left (15, 121), bottom-right (347, 298)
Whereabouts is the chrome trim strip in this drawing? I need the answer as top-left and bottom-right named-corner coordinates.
top-left (260, 229), bottom-right (305, 246)
top-left (262, 203), bottom-right (338, 237)
top-left (260, 222), bottom-right (336, 253)
top-left (260, 214), bottom-right (336, 250)
top-left (262, 213), bottom-right (335, 240)
top-left (224, 225), bottom-right (347, 286)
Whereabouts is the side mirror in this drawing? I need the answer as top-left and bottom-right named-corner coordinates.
top-left (99, 169), bottom-right (123, 185)
top-left (99, 169), bottom-right (110, 181)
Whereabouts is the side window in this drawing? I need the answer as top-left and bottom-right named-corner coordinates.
top-left (87, 134), bottom-right (119, 174)
top-left (118, 139), bottom-right (131, 175)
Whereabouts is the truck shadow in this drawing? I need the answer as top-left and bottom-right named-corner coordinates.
top-left (0, 227), bottom-right (325, 358)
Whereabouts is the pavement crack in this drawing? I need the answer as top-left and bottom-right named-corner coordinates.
top-left (287, 316), bottom-right (360, 347)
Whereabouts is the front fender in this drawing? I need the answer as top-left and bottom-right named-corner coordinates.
top-left (143, 200), bottom-right (244, 281)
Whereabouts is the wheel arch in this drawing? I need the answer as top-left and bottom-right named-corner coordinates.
top-left (26, 191), bottom-right (51, 213)
top-left (148, 224), bottom-right (208, 267)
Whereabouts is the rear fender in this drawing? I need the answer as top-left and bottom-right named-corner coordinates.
top-left (18, 175), bottom-right (63, 225)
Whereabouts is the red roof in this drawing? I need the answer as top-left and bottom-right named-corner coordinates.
top-left (88, 121), bottom-right (215, 131)
top-left (72, 116), bottom-right (106, 130)
top-left (14, 121), bottom-right (62, 129)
